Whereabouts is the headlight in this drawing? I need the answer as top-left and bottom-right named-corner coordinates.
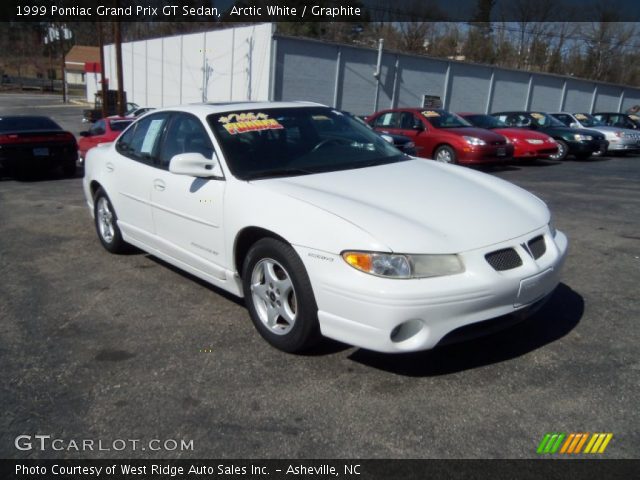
top-left (574, 134), bottom-right (593, 141)
top-left (525, 139), bottom-right (543, 145)
top-left (463, 136), bottom-right (486, 146)
top-left (342, 251), bottom-right (464, 279)
top-left (504, 136), bottom-right (513, 144)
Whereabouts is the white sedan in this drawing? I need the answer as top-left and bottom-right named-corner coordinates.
top-left (83, 102), bottom-right (568, 353)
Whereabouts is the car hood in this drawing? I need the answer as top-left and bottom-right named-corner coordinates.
top-left (494, 128), bottom-right (550, 140)
top-left (252, 159), bottom-right (549, 253)
top-left (440, 127), bottom-right (507, 142)
top-left (538, 125), bottom-right (601, 138)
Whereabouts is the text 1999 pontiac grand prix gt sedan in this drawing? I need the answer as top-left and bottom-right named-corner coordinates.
top-left (83, 102), bottom-right (568, 353)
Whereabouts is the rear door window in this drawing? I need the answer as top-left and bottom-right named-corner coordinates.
top-left (116, 112), bottom-right (170, 166)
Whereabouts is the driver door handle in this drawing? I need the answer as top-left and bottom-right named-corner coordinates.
top-left (153, 179), bottom-right (166, 191)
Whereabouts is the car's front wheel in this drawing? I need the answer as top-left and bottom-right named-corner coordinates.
top-left (93, 188), bottom-right (129, 253)
top-left (434, 145), bottom-right (457, 164)
top-left (550, 139), bottom-right (568, 160)
top-left (242, 238), bottom-right (321, 353)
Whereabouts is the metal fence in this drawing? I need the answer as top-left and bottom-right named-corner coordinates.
top-left (271, 35), bottom-right (640, 117)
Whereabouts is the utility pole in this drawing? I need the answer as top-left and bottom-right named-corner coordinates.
top-left (59, 24), bottom-right (67, 103)
top-left (98, 23), bottom-right (108, 119)
top-left (114, 0), bottom-right (125, 116)
top-left (373, 38), bottom-right (384, 113)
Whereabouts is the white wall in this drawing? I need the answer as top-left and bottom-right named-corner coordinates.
top-left (103, 23), bottom-right (274, 108)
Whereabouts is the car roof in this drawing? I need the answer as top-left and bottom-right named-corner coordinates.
top-left (152, 101), bottom-right (327, 116)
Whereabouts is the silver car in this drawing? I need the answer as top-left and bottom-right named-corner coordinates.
top-left (551, 112), bottom-right (640, 155)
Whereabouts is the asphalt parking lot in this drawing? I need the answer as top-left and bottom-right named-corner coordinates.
top-left (1, 93), bottom-right (639, 459)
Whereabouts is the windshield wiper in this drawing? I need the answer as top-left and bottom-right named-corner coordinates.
top-left (244, 167), bottom-right (316, 180)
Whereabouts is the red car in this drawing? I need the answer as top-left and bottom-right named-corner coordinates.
top-left (366, 108), bottom-right (513, 165)
top-left (458, 113), bottom-right (558, 160)
top-left (78, 117), bottom-right (133, 164)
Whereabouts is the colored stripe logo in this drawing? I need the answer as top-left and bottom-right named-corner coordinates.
top-left (537, 433), bottom-right (613, 454)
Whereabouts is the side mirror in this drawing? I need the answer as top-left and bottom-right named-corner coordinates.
top-left (380, 134), bottom-right (395, 144)
top-left (570, 122), bottom-right (580, 129)
top-left (412, 122), bottom-right (425, 131)
top-left (79, 131), bottom-right (90, 137)
top-left (169, 152), bottom-right (222, 178)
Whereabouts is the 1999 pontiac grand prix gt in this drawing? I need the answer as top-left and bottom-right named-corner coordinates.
top-left (83, 102), bottom-right (568, 353)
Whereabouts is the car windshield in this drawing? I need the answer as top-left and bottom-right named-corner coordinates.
top-left (110, 120), bottom-right (133, 131)
top-left (207, 107), bottom-right (406, 180)
top-left (529, 112), bottom-right (565, 128)
top-left (628, 114), bottom-right (640, 126)
top-left (421, 110), bottom-right (471, 128)
top-left (574, 113), bottom-right (605, 127)
top-left (0, 116), bottom-right (61, 132)
top-left (462, 114), bottom-right (506, 129)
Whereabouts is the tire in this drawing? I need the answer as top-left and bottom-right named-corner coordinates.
top-left (434, 145), bottom-right (457, 164)
top-left (549, 139), bottom-right (568, 160)
top-left (93, 188), bottom-right (129, 254)
top-left (241, 238), bottom-right (321, 353)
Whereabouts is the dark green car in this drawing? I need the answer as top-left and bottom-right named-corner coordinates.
top-left (491, 111), bottom-right (608, 160)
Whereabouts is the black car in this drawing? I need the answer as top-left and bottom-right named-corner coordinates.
top-left (346, 112), bottom-right (417, 156)
top-left (0, 116), bottom-right (77, 176)
top-left (491, 111), bottom-right (607, 160)
top-left (593, 112), bottom-right (640, 130)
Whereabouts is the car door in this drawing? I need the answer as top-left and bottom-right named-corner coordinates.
top-left (150, 112), bottom-right (227, 280)
top-left (82, 119), bottom-right (106, 155)
top-left (111, 111), bottom-right (170, 247)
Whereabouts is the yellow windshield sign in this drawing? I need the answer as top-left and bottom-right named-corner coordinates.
top-left (219, 112), bottom-right (284, 135)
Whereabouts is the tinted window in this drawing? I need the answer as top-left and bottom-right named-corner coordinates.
top-left (573, 113), bottom-right (604, 127)
top-left (464, 114), bottom-right (506, 129)
top-left (90, 120), bottom-right (106, 136)
top-left (373, 112), bottom-right (399, 128)
top-left (110, 119), bottom-right (133, 132)
top-left (159, 113), bottom-right (214, 169)
top-left (0, 116), bottom-right (61, 132)
top-left (553, 114), bottom-right (572, 126)
top-left (421, 110), bottom-right (470, 128)
top-left (116, 112), bottom-right (169, 165)
top-left (207, 107), bottom-right (404, 180)
top-left (399, 112), bottom-right (421, 130)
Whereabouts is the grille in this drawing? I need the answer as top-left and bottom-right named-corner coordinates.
top-left (528, 235), bottom-right (546, 259)
top-left (485, 248), bottom-right (522, 271)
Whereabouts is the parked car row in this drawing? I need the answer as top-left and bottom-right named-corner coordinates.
top-left (364, 107), bottom-right (640, 164)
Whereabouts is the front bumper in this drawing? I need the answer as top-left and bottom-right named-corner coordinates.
top-left (296, 226), bottom-right (568, 353)
top-left (512, 142), bottom-right (558, 159)
top-left (458, 144), bottom-right (515, 164)
top-left (566, 139), bottom-right (607, 155)
top-left (606, 137), bottom-right (640, 152)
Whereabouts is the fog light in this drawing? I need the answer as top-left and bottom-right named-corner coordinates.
top-left (390, 319), bottom-right (424, 343)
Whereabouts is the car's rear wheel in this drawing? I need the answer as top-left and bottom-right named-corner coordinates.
top-left (549, 139), bottom-right (568, 160)
top-left (242, 238), bottom-right (321, 353)
top-left (434, 145), bottom-right (457, 164)
top-left (94, 188), bottom-right (128, 253)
